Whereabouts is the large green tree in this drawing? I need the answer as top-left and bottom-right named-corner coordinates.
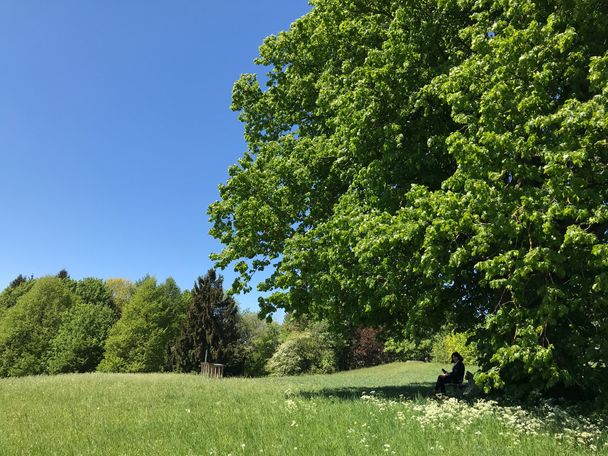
top-left (209, 0), bottom-right (607, 396)
top-left (98, 277), bottom-right (185, 373)
top-left (47, 302), bottom-right (117, 374)
top-left (0, 277), bottom-right (77, 376)
top-left (47, 277), bottom-right (118, 374)
top-left (0, 276), bottom-right (119, 376)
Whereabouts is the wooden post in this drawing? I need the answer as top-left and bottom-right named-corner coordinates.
top-left (200, 362), bottom-right (224, 378)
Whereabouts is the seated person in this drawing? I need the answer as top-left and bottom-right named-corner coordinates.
top-left (434, 351), bottom-right (465, 395)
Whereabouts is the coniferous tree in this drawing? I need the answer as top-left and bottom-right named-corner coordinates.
top-left (171, 270), bottom-right (239, 373)
top-left (8, 274), bottom-right (28, 290)
top-left (56, 269), bottom-right (70, 280)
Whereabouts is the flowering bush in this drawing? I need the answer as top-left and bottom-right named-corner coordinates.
top-left (266, 321), bottom-right (342, 376)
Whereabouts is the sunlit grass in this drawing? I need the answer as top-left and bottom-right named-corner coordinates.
top-left (0, 362), bottom-right (605, 455)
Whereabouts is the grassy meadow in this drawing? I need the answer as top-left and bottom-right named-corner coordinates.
top-left (0, 362), bottom-right (606, 455)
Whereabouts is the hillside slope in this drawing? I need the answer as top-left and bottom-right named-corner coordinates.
top-left (0, 362), bottom-right (604, 455)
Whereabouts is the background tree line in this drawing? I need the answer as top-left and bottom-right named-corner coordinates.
top-left (0, 270), bottom-right (468, 378)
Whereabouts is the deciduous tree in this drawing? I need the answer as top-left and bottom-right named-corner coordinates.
top-left (0, 277), bottom-right (77, 376)
top-left (105, 278), bottom-right (136, 314)
top-left (238, 312), bottom-right (281, 376)
top-left (209, 0), bottom-right (608, 396)
top-left (99, 277), bottom-right (185, 373)
top-left (47, 302), bottom-right (116, 374)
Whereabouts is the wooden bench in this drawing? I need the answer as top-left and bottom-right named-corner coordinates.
top-left (200, 362), bottom-right (224, 378)
top-left (445, 371), bottom-right (475, 396)
top-left (445, 381), bottom-right (467, 396)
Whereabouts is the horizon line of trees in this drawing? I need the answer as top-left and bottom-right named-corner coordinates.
top-left (1, 269), bottom-right (446, 379)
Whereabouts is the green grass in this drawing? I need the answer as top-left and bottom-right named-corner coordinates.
top-left (0, 362), bottom-right (605, 455)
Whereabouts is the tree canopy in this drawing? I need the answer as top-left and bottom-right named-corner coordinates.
top-left (209, 0), bottom-right (608, 396)
top-left (99, 277), bottom-right (185, 373)
top-left (0, 277), bottom-right (77, 376)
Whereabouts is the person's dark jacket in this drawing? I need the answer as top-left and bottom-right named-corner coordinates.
top-left (449, 360), bottom-right (465, 383)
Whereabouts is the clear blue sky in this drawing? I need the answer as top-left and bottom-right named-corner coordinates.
top-left (0, 0), bottom-right (311, 315)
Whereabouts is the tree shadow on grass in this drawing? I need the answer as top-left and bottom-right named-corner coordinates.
top-left (298, 383), bottom-right (435, 401)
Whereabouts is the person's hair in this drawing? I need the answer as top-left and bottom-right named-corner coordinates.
top-left (451, 351), bottom-right (464, 362)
